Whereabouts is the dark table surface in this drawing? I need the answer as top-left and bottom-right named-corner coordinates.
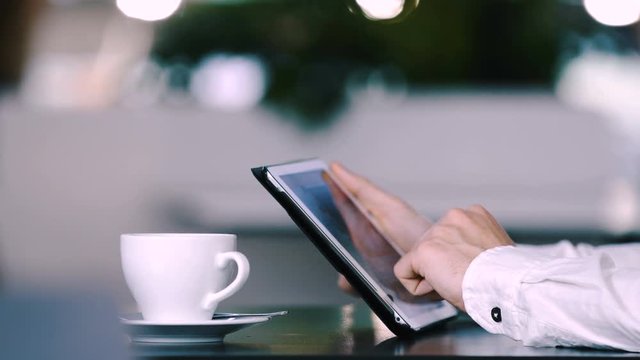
top-left (128, 304), bottom-right (637, 358)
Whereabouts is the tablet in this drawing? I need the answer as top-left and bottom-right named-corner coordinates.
top-left (252, 159), bottom-right (457, 336)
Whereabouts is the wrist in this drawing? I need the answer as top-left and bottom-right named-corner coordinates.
top-left (461, 245), bottom-right (536, 336)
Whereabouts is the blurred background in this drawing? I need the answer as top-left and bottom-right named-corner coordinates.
top-left (0, 0), bottom-right (639, 310)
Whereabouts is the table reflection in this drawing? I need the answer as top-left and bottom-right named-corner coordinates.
top-left (129, 342), bottom-right (269, 357)
top-left (377, 317), bottom-right (635, 357)
top-left (128, 304), bottom-right (635, 358)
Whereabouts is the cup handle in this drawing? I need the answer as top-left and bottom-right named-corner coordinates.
top-left (201, 251), bottom-right (250, 311)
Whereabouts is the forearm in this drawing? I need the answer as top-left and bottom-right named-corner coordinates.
top-left (462, 245), bottom-right (640, 352)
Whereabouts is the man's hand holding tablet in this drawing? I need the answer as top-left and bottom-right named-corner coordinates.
top-left (330, 162), bottom-right (514, 311)
top-left (252, 159), bottom-right (458, 336)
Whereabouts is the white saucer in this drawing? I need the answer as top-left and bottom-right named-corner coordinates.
top-left (120, 313), bottom-right (270, 344)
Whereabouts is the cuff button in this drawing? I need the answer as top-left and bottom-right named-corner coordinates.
top-left (491, 307), bottom-right (502, 323)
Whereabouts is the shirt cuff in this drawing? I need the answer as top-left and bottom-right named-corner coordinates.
top-left (461, 245), bottom-right (554, 340)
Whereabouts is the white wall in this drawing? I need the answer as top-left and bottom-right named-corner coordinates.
top-left (0, 92), bottom-right (615, 309)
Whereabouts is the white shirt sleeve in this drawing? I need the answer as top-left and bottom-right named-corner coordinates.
top-left (462, 241), bottom-right (640, 352)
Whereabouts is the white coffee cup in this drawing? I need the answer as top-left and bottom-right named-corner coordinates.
top-left (121, 233), bottom-right (249, 323)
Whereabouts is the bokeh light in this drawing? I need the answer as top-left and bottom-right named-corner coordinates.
top-left (116, 0), bottom-right (182, 22)
top-left (348, 0), bottom-right (420, 23)
top-left (356, 0), bottom-right (404, 20)
top-left (190, 54), bottom-right (268, 112)
top-left (583, 0), bottom-right (640, 27)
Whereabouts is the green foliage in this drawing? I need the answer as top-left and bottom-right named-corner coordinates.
top-left (151, 0), bottom-right (563, 129)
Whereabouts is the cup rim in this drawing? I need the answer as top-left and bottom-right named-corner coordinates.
top-left (121, 233), bottom-right (236, 238)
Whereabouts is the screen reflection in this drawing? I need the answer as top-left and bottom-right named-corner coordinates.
top-left (279, 170), bottom-right (442, 319)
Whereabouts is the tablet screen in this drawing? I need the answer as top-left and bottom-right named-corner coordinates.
top-left (279, 169), bottom-right (444, 320)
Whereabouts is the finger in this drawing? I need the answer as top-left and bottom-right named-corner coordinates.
top-left (393, 252), bottom-right (434, 296)
top-left (323, 171), bottom-right (351, 213)
top-left (325, 171), bottom-right (381, 255)
top-left (464, 205), bottom-right (492, 229)
top-left (329, 162), bottom-right (397, 211)
top-left (337, 274), bottom-right (360, 297)
top-left (467, 204), bottom-right (488, 216)
top-left (330, 162), bottom-right (431, 254)
top-left (467, 204), bottom-right (504, 231)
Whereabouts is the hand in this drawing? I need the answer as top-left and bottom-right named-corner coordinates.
top-left (329, 162), bottom-right (432, 253)
top-left (394, 205), bottom-right (514, 311)
top-left (329, 162), bottom-right (432, 295)
top-left (326, 170), bottom-right (412, 300)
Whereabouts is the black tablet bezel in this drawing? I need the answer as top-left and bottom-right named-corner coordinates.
top-left (252, 159), bottom-right (457, 336)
